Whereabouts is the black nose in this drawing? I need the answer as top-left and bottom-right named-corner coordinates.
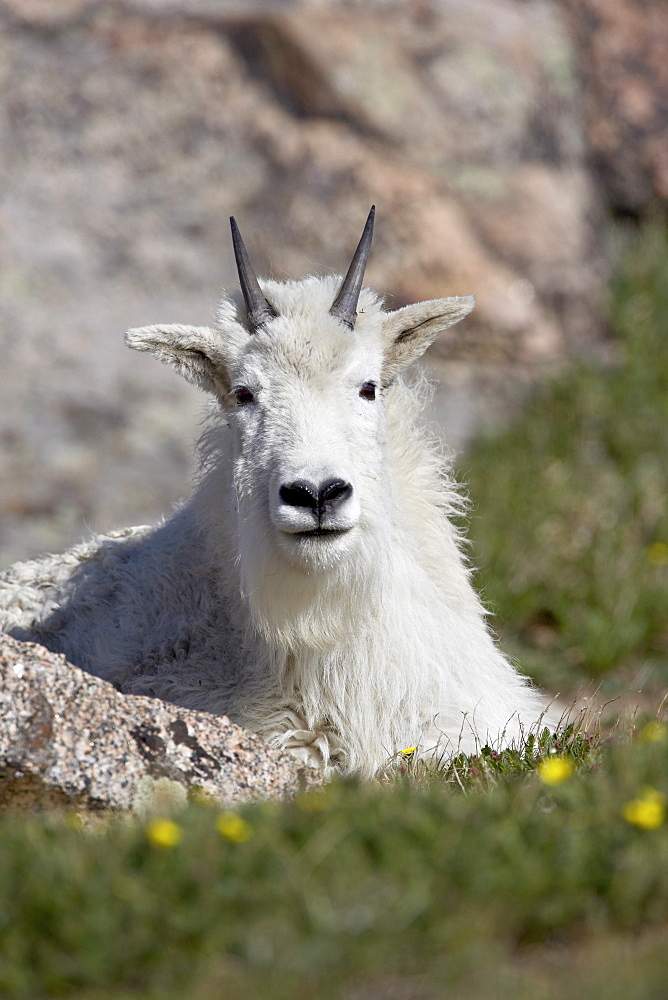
top-left (279, 478), bottom-right (353, 519)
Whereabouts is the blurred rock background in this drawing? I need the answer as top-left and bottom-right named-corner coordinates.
top-left (0, 0), bottom-right (666, 565)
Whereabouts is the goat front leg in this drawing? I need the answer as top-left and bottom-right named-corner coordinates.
top-left (262, 708), bottom-right (347, 772)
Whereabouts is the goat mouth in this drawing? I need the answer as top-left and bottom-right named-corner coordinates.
top-left (292, 527), bottom-right (351, 538)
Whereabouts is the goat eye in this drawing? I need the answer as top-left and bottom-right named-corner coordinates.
top-left (233, 386), bottom-right (254, 405)
top-left (359, 381), bottom-right (376, 401)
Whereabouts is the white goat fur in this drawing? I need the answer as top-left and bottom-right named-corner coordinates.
top-left (0, 271), bottom-right (550, 776)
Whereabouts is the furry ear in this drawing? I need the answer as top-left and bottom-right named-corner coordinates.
top-left (125, 325), bottom-right (230, 394)
top-left (381, 296), bottom-right (475, 385)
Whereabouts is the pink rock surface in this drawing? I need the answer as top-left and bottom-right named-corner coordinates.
top-left (0, 632), bottom-right (314, 811)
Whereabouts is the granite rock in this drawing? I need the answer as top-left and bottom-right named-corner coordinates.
top-left (0, 632), bottom-right (315, 812)
top-left (561, 0), bottom-right (668, 215)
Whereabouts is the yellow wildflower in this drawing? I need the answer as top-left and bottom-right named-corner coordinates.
top-left (647, 542), bottom-right (668, 566)
top-left (400, 747), bottom-right (417, 756)
top-left (623, 788), bottom-right (666, 830)
top-left (217, 811), bottom-right (253, 843)
top-left (639, 721), bottom-right (667, 744)
top-left (146, 818), bottom-right (183, 849)
top-left (537, 756), bottom-right (574, 786)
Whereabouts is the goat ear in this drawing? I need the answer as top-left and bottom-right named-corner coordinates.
top-left (380, 296), bottom-right (475, 385)
top-left (125, 325), bottom-right (229, 394)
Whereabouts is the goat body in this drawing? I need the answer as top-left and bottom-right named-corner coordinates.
top-left (0, 212), bottom-right (550, 776)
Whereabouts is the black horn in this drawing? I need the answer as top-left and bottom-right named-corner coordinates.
top-left (330, 206), bottom-right (375, 329)
top-left (230, 216), bottom-right (277, 331)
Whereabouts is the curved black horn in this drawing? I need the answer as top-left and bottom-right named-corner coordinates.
top-left (230, 216), bottom-right (277, 331)
top-left (330, 206), bottom-right (375, 329)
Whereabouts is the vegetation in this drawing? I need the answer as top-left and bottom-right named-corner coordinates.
top-left (464, 223), bottom-right (668, 695)
top-left (1, 722), bottom-right (667, 1000)
top-left (1, 225), bottom-right (666, 998)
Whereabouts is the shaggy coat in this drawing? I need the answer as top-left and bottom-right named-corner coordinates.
top-left (0, 257), bottom-right (550, 776)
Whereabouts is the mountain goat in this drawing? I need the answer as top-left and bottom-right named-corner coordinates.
top-left (0, 207), bottom-right (550, 776)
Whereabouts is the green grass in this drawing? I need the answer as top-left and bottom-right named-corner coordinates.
top-left (464, 223), bottom-right (668, 695)
top-left (2, 224), bottom-right (667, 999)
top-left (0, 723), bottom-right (666, 1000)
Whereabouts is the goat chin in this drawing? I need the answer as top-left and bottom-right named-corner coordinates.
top-left (274, 527), bottom-right (360, 573)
